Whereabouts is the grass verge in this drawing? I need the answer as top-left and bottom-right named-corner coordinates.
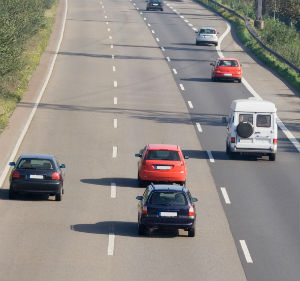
top-left (196, 0), bottom-right (300, 92)
top-left (0, 1), bottom-right (59, 133)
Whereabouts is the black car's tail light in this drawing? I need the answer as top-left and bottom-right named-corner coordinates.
top-left (51, 172), bottom-right (61, 180)
top-left (12, 170), bottom-right (20, 179)
top-left (188, 206), bottom-right (195, 217)
top-left (142, 205), bottom-right (148, 215)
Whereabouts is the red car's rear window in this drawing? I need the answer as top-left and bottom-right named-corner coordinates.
top-left (218, 60), bottom-right (239, 67)
top-left (146, 150), bottom-right (180, 161)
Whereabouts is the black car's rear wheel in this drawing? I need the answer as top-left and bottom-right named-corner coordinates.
top-left (9, 189), bottom-right (15, 200)
top-left (138, 223), bottom-right (146, 235)
top-left (55, 188), bottom-right (62, 201)
top-left (188, 226), bottom-right (195, 237)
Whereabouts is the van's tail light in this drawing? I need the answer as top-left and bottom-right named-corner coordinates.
top-left (51, 172), bottom-right (61, 180)
top-left (231, 137), bottom-right (236, 143)
top-left (189, 206), bottom-right (195, 217)
top-left (273, 139), bottom-right (277, 144)
top-left (142, 205), bottom-right (148, 215)
top-left (12, 170), bottom-right (20, 179)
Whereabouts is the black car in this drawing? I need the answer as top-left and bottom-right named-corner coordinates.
top-left (146, 0), bottom-right (164, 11)
top-left (9, 154), bottom-right (65, 201)
top-left (136, 184), bottom-right (198, 237)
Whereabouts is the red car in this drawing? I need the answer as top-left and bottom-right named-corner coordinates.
top-left (135, 144), bottom-right (188, 187)
top-left (210, 58), bottom-right (242, 83)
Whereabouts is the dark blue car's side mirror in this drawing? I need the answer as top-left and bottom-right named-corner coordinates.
top-left (60, 164), bottom-right (66, 168)
top-left (9, 162), bottom-right (16, 166)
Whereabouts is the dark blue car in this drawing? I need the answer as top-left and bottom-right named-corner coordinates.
top-left (9, 154), bottom-right (65, 201)
top-left (136, 184), bottom-right (198, 237)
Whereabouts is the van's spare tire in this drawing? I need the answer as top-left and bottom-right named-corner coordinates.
top-left (237, 122), bottom-right (254, 138)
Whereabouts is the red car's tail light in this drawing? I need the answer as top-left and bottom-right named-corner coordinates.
top-left (51, 172), bottom-right (61, 180)
top-left (142, 205), bottom-right (147, 215)
top-left (273, 139), bottom-right (277, 144)
top-left (12, 170), bottom-right (20, 179)
top-left (189, 206), bottom-right (195, 217)
top-left (231, 137), bottom-right (236, 143)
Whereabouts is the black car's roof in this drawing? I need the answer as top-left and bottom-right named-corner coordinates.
top-left (19, 154), bottom-right (56, 160)
top-left (149, 184), bottom-right (187, 192)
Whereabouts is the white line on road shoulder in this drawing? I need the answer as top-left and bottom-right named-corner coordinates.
top-left (220, 187), bottom-right (231, 204)
top-left (196, 122), bottom-right (203, 133)
top-left (207, 150), bottom-right (215, 163)
top-left (112, 146), bottom-right (118, 158)
top-left (111, 183), bottom-right (116, 198)
top-left (188, 101), bottom-right (193, 109)
top-left (240, 240), bottom-right (253, 263)
top-left (108, 233), bottom-right (115, 255)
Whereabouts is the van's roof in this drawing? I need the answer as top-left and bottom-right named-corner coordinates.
top-left (231, 98), bottom-right (277, 113)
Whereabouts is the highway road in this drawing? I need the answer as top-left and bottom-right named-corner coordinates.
top-left (0, 0), bottom-right (299, 280)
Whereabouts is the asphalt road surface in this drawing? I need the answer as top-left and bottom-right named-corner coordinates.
top-left (0, 0), bottom-right (299, 280)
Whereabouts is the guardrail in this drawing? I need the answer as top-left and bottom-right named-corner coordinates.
top-left (204, 0), bottom-right (300, 74)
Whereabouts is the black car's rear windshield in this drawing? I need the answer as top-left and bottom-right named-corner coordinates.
top-left (17, 159), bottom-right (54, 170)
top-left (146, 150), bottom-right (180, 161)
top-left (149, 191), bottom-right (188, 206)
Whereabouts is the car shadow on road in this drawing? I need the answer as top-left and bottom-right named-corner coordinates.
top-left (80, 177), bottom-right (139, 188)
top-left (0, 189), bottom-right (54, 201)
top-left (71, 221), bottom-right (180, 238)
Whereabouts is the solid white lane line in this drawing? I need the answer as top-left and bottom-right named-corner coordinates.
top-left (220, 187), bottom-right (231, 204)
top-left (113, 118), bottom-right (118, 128)
top-left (111, 44), bottom-right (113, 48)
top-left (112, 65), bottom-right (116, 72)
top-left (161, 46), bottom-right (165, 51)
top-left (166, 56), bottom-right (170, 62)
top-left (179, 83), bottom-right (185, 91)
top-left (207, 150), bottom-right (215, 163)
top-left (196, 122), bottom-right (203, 133)
top-left (111, 182), bottom-right (116, 198)
top-left (188, 101), bottom-right (193, 109)
top-left (0, 0), bottom-right (68, 188)
top-left (156, 37), bottom-right (160, 42)
top-left (240, 240), bottom-right (253, 263)
top-left (277, 120), bottom-right (300, 152)
top-left (151, 30), bottom-right (155, 34)
top-left (114, 81), bottom-right (118, 87)
top-left (107, 233), bottom-right (115, 255)
top-left (112, 146), bottom-right (117, 158)
top-left (114, 97), bottom-right (117, 104)
top-left (172, 68), bottom-right (177, 75)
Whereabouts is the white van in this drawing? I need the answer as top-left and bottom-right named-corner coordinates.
top-left (226, 98), bottom-right (278, 161)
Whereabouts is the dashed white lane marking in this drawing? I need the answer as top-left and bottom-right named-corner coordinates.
top-left (180, 15), bottom-right (184, 18)
top-left (151, 30), bottom-right (155, 34)
top-left (196, 122), bottom-right (203, 133)
top-left (188, 101), bottom-right (193, 109)
top-left (108, 233), bottom-right (115, 255)
top-left (133, 2), bottom-right (136, 5)
top-left (173, 9), bottom-right (177, 13)
top-left (113, 118), bottom-right (118, 128)
top-left (161, 46), bottom-right (165, 51)
top-left (184, 19), bottom-right (189, 23)
top-left (114, 97), bottom-right (117, 104)
top-left (106, 21), bottom-right (109, 25)
top-left (105, 15), bottom-right (107, 19)
top-left (109, 35), bottom-right (112, 40)
top-left (240, 240), bottom-right (253, 263)
top-left (172, 68), bottom-right (177, 75)
top-left (102, 5), bottom-right (104, 8)
top-left (111, 44), bottom-right (114, 48)
top-left (220, 187), bottom-right (231, 204)
top-left (166, 56), bottom-right (171, 62)
top-left (112, 146), bottom-right (118, 158)
top-left (207, 150), bottom-right (215, 163)
top-left (193, 27), bottom-right (198, 32)
top-left (188, 23), bottom-right (193, 27)
top-left (0, 0), bottom-right (68, 188)
top-left (140, 12), bottom-right (143, 14)
top-left (156, 38), bottom-right (160, 42)
top-left (179, 83), bottom-right (185, 91)
top-left (112, 54), bottom-right (115, 59)
top-left (144, 17), bottom-right (147, 21)
top-left (107, 28), bottom-right (111, 32)
top-left (137, 7), bottom-right (139, 10)
top-left (147, 23), bottom-right (151, 27)
top-left (114, 81), bottom-right (118, 87)
top-left (111, 182), bottom-right (116, 198)
top-left (112, 65), bottom-right (116, 72)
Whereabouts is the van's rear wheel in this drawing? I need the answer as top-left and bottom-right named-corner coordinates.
top-left (269, 153), bottom-right (276, 161)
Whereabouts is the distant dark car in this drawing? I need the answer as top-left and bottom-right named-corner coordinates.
top-left (136, 184), bottom-right (198, 237)
top-left (9, 154), bottom-right (65, 201)
top-left (146, 0), bottom-right (164, 11)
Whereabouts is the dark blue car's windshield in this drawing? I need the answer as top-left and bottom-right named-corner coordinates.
top-left (149, 192), bottom-right (187, 206)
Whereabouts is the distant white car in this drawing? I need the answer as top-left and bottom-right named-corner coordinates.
top-left (196, 27), bottom-right (218, 46)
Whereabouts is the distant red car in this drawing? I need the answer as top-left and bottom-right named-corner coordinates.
top-left (210, 58), bottom-right (242, 83)
top-left (135, 144), bottom-right (188, 186)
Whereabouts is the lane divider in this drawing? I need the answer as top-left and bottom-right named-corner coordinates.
top-left (113, 119), bottom-right (117, 128)
top-left (207, 150), bottom-right (215, 163)
top-left (220, 187), bottom-right (231, 204)
top-left (112, 146), bottom-right (117, 158)
top-left (107, 233), bottom-right (115, 255)
top-left (239, 240), bottom-right (253, 263)
top-left (111, 182), bottom-right (116, 198)
top-left (114, 97), bottom-right (117, 104)
top-left (196, 122), bottom-right (203, 133)
top-left (179, 84), bottom-right (185, 91)
top-left (188, 101), bottom-right (193, 109)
